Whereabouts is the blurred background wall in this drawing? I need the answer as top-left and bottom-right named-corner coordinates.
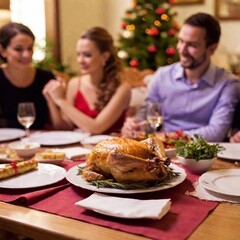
top-left (1, 0), bottom-right (240, 73)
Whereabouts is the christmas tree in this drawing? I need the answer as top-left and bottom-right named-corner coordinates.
top-left (117, 0), bottom-right (180, 70)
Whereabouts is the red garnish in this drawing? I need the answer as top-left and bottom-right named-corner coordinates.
top-left (10, 161), bottom-right (18, 175)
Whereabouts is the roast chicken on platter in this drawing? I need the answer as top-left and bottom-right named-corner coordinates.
top-left (82, 137), bottom-right (170, 183)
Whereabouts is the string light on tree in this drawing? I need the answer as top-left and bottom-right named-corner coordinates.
top-left (161, 14), bottom-right (169, 21)
top-left (118, 50), bottom-right (129, 59)
top-left (161, 32), bottom-right (168, 38)
top-left (122, 30), bottom-right (134, 39)
top-left (154, 20), bottom-right (161, 27)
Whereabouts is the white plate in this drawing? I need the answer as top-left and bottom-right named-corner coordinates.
top-left (0, 163), bottom-right (66, 189)
top-left (29, 131), bottom-right (89, 146)
top-left (81, 135), bottom-right (114, 145)
top-left (199, 169), bottom-right (240, 197)
top-left (217, 143), bottom-right (240, 161)
top-left (66, 163), bottom-right (186, 194)
top-left (0, 128), bottom-right (25, 142)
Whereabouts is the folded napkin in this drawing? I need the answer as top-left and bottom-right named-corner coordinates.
top-left (75, 193), bottom-right (171, 219)
top-left (54, 147), bottom-right (91, 160)
top-left (186, 182), bottom-right (240, 204)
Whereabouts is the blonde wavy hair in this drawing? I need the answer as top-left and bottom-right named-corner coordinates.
top-left (80, 27), bottom-right (122, 111)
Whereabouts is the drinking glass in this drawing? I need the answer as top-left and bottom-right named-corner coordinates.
top-left (146, 102), bottom-right (163, 133)
top-left (17, 102), bottom-right (36, 137)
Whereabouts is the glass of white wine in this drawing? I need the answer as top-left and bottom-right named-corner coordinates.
top-left (17, 102), bottom-right (36, 137)
top-left (146, 102), bottom-right (163, 133)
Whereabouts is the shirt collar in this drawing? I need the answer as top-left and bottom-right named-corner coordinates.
top-left (173, 62), bottom-right (216, 86)
top-left (200, 62), bottom-right (216, 86)
top-left (173, 62), bottom-right (184, 80)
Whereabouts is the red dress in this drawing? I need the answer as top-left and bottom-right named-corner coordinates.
top-left (74, 91), bottom-right (126, 134)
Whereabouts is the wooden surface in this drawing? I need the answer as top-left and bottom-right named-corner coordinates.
top-left (0, 202), bottom-right (149, 240)
top-left (0, 196), bottom-right (239, 240)
top-left (189, 203), bottom-right (240, 240)
top-left (0, 158), bottom-right (239, 240)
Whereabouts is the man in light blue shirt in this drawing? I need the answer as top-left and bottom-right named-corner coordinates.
top-left (122, 12), bottom-right (240, 142)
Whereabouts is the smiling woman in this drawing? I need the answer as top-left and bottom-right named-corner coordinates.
top-left (42, 26), bottom-right (131, 134)
top-left (0, 22), bottom-right (55, 129)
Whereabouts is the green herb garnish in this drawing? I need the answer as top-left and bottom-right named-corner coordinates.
top-left (77, 165), bottom-right (179, 190)
top-left (176, 134), bottom-right (225, 161)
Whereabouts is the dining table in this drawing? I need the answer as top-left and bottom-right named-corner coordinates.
top-left (0, 131), bottom-right (240, 240)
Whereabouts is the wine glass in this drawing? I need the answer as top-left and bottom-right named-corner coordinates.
top-left (146, 102), bottom-right (163, 134)
top-left (17, 102), bottom-right (36, 137)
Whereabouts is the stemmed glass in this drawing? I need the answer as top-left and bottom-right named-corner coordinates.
top-left (17, 102), bottom-right (36, 137)
top-left (146, 102), bottom-right (163, 134)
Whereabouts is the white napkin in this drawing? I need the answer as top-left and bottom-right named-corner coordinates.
top-left (54, 147), bottom-right (91, 160)
top-left (75, 193), bottom-right (171, 219)
top-left (186, 182), bottom-right (240, 203)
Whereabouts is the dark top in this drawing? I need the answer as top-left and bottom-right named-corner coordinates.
top-left (0, 68), bottom-right (54, 129)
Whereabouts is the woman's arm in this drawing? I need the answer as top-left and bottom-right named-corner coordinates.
top-left (42, 79), bottom-right (76, 130)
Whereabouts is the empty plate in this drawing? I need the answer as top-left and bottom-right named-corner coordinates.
top-left (29, 131), bottom-right (89, 146)
top-left (199, 169), bottom-right (240, 197)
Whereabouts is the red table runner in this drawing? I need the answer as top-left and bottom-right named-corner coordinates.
top-left (0, 160), bottom-right (218, 240)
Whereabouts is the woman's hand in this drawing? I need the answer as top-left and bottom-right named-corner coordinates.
top-left (42, 80), bottom-right (65, 105)
top-left (230, 131), bottom-right (240, 143)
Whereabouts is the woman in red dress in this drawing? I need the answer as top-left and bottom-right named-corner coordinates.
top-left (43, 27), bottom-right (131, 134)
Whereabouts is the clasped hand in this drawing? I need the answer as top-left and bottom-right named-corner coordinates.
top-left (42, 79), bottom-right (66, 105)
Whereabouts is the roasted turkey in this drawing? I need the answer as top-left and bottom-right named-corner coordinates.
top-left (82, 137), bottom-right (170, 183)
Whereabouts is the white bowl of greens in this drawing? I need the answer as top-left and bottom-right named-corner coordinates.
top-left (176, 135), bottom-right (224, 174)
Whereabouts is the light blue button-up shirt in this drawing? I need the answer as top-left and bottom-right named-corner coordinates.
top-left (147, 62), bottom-right (240, 142)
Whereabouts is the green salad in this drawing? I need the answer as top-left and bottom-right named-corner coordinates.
top-left (176, 134), bottom-right (225, 161)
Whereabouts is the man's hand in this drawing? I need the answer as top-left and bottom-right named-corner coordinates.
top-left (230, 131), bottom-right (240, 143)
top-left (121, 117), bottom-right (147, 138)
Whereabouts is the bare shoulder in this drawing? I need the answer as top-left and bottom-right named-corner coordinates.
top-left (65, 77), bottom-right (80, 99)
top-left (115, 82), bottom-right (131, 103)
